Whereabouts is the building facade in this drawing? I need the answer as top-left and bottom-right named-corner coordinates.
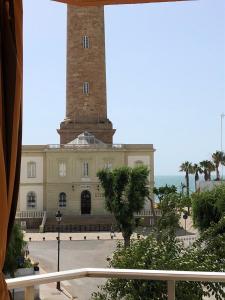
top-left (17, 5), bottom-right (156, 231)
top-left (18, 139), bottom-right (154, 217)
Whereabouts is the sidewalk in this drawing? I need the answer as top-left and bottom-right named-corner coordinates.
top-left (24, 231), bottom-right (124, 242)
top-left (39, 283), bottom-right (70, 300)
top-left (39, 267), bottom-right (72, 300)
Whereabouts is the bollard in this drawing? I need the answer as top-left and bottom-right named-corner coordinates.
top-left (69, 236), bottom-right (72, 241)
top-left (84, 236), bottom-right (86, 240)
top-left (29, 237), bottom-right (32, 242)
top-left (43, 237), bottom-right (45, 241)
top-left (97, 236), bottom-right (100, 240)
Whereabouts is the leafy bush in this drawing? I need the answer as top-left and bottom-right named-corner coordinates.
top-left (156, 190), bottom-right (191, 233)
top-left (3, 224), bottom-right (27, 276)
top-left (153, 185), bottom-right (177, 202)
top-left (192, 185), bottom-right (225, 231)
top-left (157, 193), bottom-right (181, 232)
top-left (92, 228), bottom-right (225, 300)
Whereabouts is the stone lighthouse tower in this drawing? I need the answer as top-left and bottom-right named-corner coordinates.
top-left (58, 5), bottom-right (115, 144)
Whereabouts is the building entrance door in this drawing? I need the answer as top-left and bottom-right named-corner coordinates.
top-left (81, 190), bottom-right (91, 214)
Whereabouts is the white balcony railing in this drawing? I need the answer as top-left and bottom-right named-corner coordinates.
top-left (135, 209), bottom-right (161, 216)
top-left (15, 211), bottom-right (45, 219)
top-left (6, 268), bottom-right (225, 300)
top-left (177, 234), bottom-right (198, 247)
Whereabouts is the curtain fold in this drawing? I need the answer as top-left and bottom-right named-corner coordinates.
top-left (0, 0), bottom-right (23, 299)
top-left (54, 0), bottom-right (187, 6)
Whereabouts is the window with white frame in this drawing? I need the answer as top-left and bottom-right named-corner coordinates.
top-left (27, 161), bottom-right (36, 178)
top-left (135, 160), bottom-right (144, 167)
top-left (59, 161), bottom-right (66, 177)
top-left (82, 36), bottom-right (90, 48)
top-left (27, 191), bottom-right (36, 209)
top-left (83, 82), bottom-right (89, 95)
top-left (59, 192), bottom-right (67, 208)
top-left (104, 161), bottom-right (112, 170)
top-left (83, 161), bottom-right (89, 177)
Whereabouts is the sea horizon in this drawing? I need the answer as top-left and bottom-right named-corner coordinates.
top-left (155, 174), bottom-right (196, 193)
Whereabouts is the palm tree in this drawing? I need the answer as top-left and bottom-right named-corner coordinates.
top-left (222, 154), bottom-right (225, 180)
top-left (192, 164), bottom-right (202, 191)
top-left (180, 161), bottom-right (192, 197)
top-left (200, 160), bottom-right (215, 181)
top-left (212, 151), bottom-right (224, 181)
top-left (222, 154), bottom-right (225, 166)
top-left (200, 160), bottom-right (210, 181)
top-left (205, 160), bottom-right (215, 180)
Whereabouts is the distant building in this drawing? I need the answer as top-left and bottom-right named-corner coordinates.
top-left (17, 6), bottom-right (155, 231)
top-left (197, 180), bottom-right (225, 192)
top-left (18, 135), bottom-right (154, 231)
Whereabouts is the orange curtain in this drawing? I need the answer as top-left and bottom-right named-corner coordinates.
top-left (54, 0), bottom-right (187, 6)
top-left (0, 0), bottom-right (23, 299)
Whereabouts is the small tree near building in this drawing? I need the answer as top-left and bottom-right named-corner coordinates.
top-left (192, 185), bottom-right (225, 232)
top-left (153, 184), bottom-right (177, 203)
top-left (3, 224), bottom-right (27, 277)
top-left (97, 166), bottom-right (149, 247)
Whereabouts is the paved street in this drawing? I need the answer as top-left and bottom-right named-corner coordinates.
top-left (26, 224), bottom-right (197, 300)
top-left (29, 240), bottom-right (117, 300)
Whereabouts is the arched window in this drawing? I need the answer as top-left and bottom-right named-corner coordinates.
top-left (27, 192), bottom-right (36, 209)
top-left (59, 161), bottom-right (66, 177)
top-left (83, 161), bottom-right (89, 177)
top-left (135, 160), bottom-right (144, 167)
top-left (27, 161), bottom-right (36, 178)
top-left (83, 82), bottom-right (89, 95)
top-left (82, 35), bottom-right (90, 48)
top-left (59, 192), bottom-right (67, 208)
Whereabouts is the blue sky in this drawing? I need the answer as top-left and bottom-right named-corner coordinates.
top-left (23, 0), bottom-right (225, 175)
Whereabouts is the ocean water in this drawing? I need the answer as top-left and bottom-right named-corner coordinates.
top-left (155, 175), bottom-right (195, 193)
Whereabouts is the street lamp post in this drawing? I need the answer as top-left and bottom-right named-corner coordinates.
top-left (55, 210), bottom-right (62, 290)
top-left (183, 211), bottom-right (188, 236)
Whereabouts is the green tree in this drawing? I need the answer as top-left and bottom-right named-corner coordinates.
top-left (199, 160), bottom-right (215, 181)
top-left (153, 184), bottom-right (177, 203)
top-left (97, 166), bottom-right (149, 247)
top-left (200, 160), bottom-right (209, 181)
top-left (212, 151), bottom-right (224, 181)
top-left (92, 186), bottom-right (225, 300)
top-left (192, 185), bottom-right (225, 231)
top-left (222, 154), bottom-right (225, 168)
top-left (180, 161), bottom-right (192, 197)
top-left (92, 230), bottom-right (225, 300)
top-left (153, 185), bottom-right (189, 232)
top-left (157, 193), bottom-right (181, 233)
top-left (3, 224), bottom-right (27, 277)
top-left (192, 164), bottom-right (202, 191)
top-left (206, 160), bottom-right (215, 180)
